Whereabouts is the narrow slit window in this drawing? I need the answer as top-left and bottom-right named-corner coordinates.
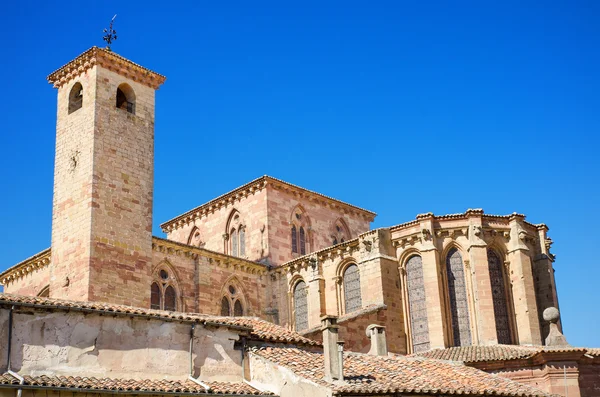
top-left (234, 300), bottom-right (243, 317)
top-left (299, 227), bottom-right (306, 255)
top-left (164, 286), bottom-right (177, 311)
top-left (221, 297), bottom-right (230, 316)
top-left (151, 283), bottom-right (161, 310)
top-left (291, 226), bottom-right (298, 253)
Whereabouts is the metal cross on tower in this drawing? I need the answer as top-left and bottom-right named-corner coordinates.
top-left (103, 15), bottom-right (118, 51)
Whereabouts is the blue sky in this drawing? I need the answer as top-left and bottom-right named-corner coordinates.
top-left (0, 1), bottom-right (598, 346)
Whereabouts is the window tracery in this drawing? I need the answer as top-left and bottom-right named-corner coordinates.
top-left (446, 248), bottom-right (472, 346)
top-left (293, 280), bottom-right (308, 331)
top-left (343, 263), bottom-right (362, 313)
top-left (226, 210), bottom-right (245, 258)
top-left (331, 218), bottom-right (350, 246)
top-left (291, 207), bottom-right (310, 255)
top-left (405, 255), bottom-right (430, 353)
top-left (488, 249), bottom-right (512, 344)
top-left (150, 264), bottom-right (179, 311)
top-left (220, 281), bottom-right (245, 317)
top-left (187, 226), bottom-right (202, 247)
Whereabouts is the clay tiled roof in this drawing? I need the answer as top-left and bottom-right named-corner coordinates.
top-left (415, 345), bottom-right (539, 363)
top-left (253, 347), bottom-right (553, 396)
top-left (0, 294), bottom-right (318, 347)
top-left (0, 374), bottom-right (272, 395)
top-left (414, 344), bottom-right (594, 363)
top-left (388, 210), bottom-right (544, 231)
top-left (47, 47), bottom-right (166, 89)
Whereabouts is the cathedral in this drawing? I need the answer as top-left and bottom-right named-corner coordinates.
top-left (0, 46), bottom-right (598, 397)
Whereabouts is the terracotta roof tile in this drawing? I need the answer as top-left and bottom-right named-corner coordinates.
top-left (0, 374), bottom-right (272, 395)
top-left (0, 294), bottom-right (318, 347)
top-left (253, 347), bottom-right (553, 396)
top-left (413, 345), bottom-right (598, 364)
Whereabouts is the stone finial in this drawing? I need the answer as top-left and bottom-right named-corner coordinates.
top-left (366, 324), bottom-right (388, 356)
top-left (543, 307), bottom-right (569, 347)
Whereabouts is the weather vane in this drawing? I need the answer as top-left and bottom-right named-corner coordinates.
top-left (103, 15), bottom-right (118, 51)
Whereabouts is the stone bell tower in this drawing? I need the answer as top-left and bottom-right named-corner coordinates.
top-left (47, 47), bottom-right (166, 306)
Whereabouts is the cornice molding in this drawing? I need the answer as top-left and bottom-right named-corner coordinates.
top-left (160, 176), bottom-right (376, 234)
top-left (0, 248), bottom-right (51, 286)
top-left (151, 237), bottom-right (268, 276)
top-left (47, 46), bottom-right (166, 89)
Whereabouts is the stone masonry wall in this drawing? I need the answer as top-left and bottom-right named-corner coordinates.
top-left (166, 187), bottom-right (269, 263)
top-left (50, 67), bottom-right (98, 301)
top-left (265, 183), bottom-right (371, 266)
top-left (86, 66), bottom-right (156, 307)
top-left (151, 239), bottom-right (269, 318)
top-left (0, 306), bottom-right (243, 382)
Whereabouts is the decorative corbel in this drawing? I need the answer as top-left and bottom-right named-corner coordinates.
top-left (421, 228), bottom-right (432, 241)
top-left (545, 237), bottom-right (554, 252)
top-left (362, 239), bottom-right (373, 252)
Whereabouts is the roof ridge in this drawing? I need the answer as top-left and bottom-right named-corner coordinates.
top-left (160, 176), bottom-right (376, 232)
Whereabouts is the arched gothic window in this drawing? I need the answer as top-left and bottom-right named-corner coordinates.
top-left (226, 211), bottom-right (245, 258)
top-left (187, 227), bottom-right (202, 247)
top-left (343, 264), bottom-right (362, 313)
top-left (291, 226), bottom-right (298, 253)
top-left (116, 83), bottom-right (135, 114)
top-left (293, 280), bottom-right (308, 331)
top-left (220, 283), bottom-right (245, 316)
top-left (151, 282), bottom-right (161, 310)
top-left (299, 227), bottom-right (306, 255)
top-left (37, 285), bottom-right (50, 298)
top-left (331, 219), bottom-right (350, 246)
top-left (488, 249), bottom-right (512, 344)
top-left (150, 265), bottom-right (179, 311)
top-left (446, 248), bottom-right (471, 346)
top-left (221, 296), bottom-right (230, 316)
top-left (234, 300), bottom-right (244, 317)
top-left (68, 82), bottom-right (83, 114)
top-left (405, 255), bottom-right (430, 353)
top-left (231, 229), bottom-right (239, 257)
top-left (291, 207), bottom-right (310, 255)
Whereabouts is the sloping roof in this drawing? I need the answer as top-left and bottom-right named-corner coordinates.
top-left (47, 46), bottom-right (166, 89)
top-left (413, 344), bottom-right (593, 364)
top-left (0, 374), bottom-right (271, 396)
top-left (253, 347), bottom-right (554, 396)
top-left (0, 294), bottom-right (318, 347)
top-left (160, 176), bottom-right (376, 232)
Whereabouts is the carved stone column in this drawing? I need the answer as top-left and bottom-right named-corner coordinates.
top-left (508, 214), bottom-right (542, 345)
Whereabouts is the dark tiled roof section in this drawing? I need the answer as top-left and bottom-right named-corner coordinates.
top-left (414, 345), bottom-right (594, 363)
top-left (211, 316), bottom-right (319, 346)
top-left (0, 294), bottom-right (318, 347)
top-left (0, 374), bottom-right (272, 395)
top-left (415, 345), bottom-right (539, 363)
top-left (587, 348), bottom-right (600, 357)
top-left (253, 347), bottom-right (553, 396)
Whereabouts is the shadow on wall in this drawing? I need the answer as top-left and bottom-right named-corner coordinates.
top-left (2, 308), bottom-right (241, 381)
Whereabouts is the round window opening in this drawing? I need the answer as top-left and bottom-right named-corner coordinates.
top-left (229, 285), bottom-right (236, 295)
top-left (160, 270), bottom-right (169, 280)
